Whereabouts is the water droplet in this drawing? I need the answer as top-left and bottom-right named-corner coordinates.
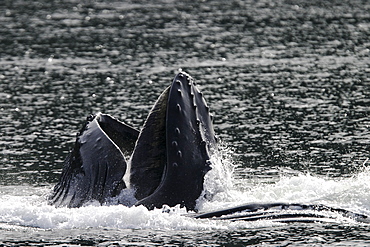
top-left (106, 77), bottom-right (114, 84)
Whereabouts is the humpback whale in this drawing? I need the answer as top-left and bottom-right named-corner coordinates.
top-left (50, 72), bottom-right (216, 211)
top-left (50, 72), bottom-right (368, 223)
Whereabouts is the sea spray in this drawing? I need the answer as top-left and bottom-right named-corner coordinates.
top-left (196, 141), bottom-right (239, 211)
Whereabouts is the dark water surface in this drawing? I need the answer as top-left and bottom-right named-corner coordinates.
top-left (1, 0), bottom-right (370, 246)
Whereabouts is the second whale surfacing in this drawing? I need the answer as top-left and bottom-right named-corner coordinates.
top-left (50, 72), bottom-right (369, 223)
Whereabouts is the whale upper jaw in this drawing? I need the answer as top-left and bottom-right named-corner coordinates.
top-left (131, 72), bottom-right (217, 210)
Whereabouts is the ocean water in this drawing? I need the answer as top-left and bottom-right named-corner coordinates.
top-left (1, 0), bottom-right (370, 245)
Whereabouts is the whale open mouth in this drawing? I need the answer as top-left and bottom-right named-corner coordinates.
top-left (49, 72), bottom-right (217, 211)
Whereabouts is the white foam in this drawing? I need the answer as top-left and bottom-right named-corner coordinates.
top-left (0, 189), bottom-right (264, 230)
top-left (1, 157), bottom-right (369, 229)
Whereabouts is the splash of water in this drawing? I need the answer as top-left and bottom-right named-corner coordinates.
top-left (1, 150), bottom-right (369, 229)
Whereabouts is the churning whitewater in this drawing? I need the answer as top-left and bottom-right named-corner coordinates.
top-left (1, 155), bottom-right (370, 229)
